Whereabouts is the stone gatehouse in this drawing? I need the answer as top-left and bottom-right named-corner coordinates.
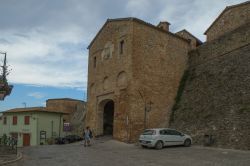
top-left (85, 17), bottom-right (200, 142)
top-left (86, 1), bottom-right (250, 146)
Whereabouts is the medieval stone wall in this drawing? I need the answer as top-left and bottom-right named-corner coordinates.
top-left (128, 21), bottom-right (190, 141)
top-left (170, 23), bottom-right (250, 150)
top-left (176, 30), bottom-right (199, 50)
top-left (206, 2), bottom-right (250, 41)
top-left (70, 102), bottom-right (87, 136)
top-left (86, 19), bottom-right (193, 142)
top-left (46, 99), bottom-right (85, 123)
top-left (86, 20), bottom-right (134, 141)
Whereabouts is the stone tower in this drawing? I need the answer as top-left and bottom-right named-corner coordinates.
top-left (86, 17), bottom-right (197, 142)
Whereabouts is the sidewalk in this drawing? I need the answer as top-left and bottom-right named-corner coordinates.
top-left (0, 152), bottom-right (22, 165)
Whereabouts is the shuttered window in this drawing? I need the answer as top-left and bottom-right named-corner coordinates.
top-left (13, 116), bottom-right (17, 125)
top-left (3, 117), bottom-right (7, 125)
top-left (24, 116), bottom-right (30, 125)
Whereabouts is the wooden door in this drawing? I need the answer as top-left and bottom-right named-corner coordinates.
top-left (23, 134), bottom-right (30, 146)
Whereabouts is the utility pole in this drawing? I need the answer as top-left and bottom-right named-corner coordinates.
top-left (0, 51), bottom-right (13, 101)
top-left (0, 52), bottom-right (7, 81)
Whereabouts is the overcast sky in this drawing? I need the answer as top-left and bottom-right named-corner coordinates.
top-left (0, 0), bottom-right (247, 110)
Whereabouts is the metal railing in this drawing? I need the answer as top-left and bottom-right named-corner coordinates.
top-left (0, 136), bottom-right (18, 155)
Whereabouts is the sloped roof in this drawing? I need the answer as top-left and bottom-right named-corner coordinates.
top-left (46, 98), bottom-right (85, 102)
top-left (176, 29), bottom-right (203, 45)
top-left (204, 1), bottom-right (250, 34)
top-left (4, 107), bottom-right (68, 114)
top-left (87, 17), bottom-right (189, 49)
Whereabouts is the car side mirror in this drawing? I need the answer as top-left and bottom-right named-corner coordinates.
top-left (180, 133), bottom-right (185, 137)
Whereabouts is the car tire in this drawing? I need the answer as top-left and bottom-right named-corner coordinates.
top-left (184, 139), bottom-right (191, 147)
top-left (141, 145), bottom-right (147, 148)
top-left (155, 141), bottom-right (163, 150)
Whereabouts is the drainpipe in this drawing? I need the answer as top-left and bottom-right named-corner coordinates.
top-left (36, 116), bottom-right (39, 145)
top-left (59, 114), bottom-right (62, 137)
top-left (51, 120), bottom-right (54, 138)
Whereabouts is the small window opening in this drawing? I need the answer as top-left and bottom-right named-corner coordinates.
top-left (13, 116), bottom-right (17, 125)
top-left (94, 56), bottom-right (97, 68)
top-left (3, 117), bottom-right (7, 125)
top-left (120, 40), bottom-right (124, 54)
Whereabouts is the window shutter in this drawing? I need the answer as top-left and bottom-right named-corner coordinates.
top-left (25, 116), bottom-right (30, 125)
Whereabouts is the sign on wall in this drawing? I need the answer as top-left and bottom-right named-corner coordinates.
top-left (63, 123), bottom-right (72, 131)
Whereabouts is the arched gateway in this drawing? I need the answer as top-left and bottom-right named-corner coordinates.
top-left (98, 99), bottom-right (115, 136)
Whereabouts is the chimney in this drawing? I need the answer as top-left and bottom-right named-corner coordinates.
top-left (157, 21), bottom-right (171, 31)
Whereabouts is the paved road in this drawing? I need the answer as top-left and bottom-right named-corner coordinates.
top-left (7, 137), bottom-right (250, 166)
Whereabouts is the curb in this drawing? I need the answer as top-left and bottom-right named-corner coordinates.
top-left (0, 152), bottom-right (22, 165)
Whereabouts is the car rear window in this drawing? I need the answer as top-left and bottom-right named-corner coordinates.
top-left (142, 130), bottom-right (156, 135)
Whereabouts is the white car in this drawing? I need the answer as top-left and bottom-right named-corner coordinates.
top-left (139, 128), bottom-right (192, 149)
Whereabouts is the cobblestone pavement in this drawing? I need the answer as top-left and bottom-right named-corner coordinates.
top-left (7, 137), bottom-right (250, 166)
top-left (0, 154), bottom-right (18, 163)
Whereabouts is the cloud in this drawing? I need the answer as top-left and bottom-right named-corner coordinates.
top-left (27, 92), bottom-right (46, 99)
top-left (0, 0), bottom-right (247, 89)
top-left (0, 28), bottom-right (88, 88)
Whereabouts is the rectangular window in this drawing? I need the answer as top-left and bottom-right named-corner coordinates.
top-left (93, 56), bottom-right (97, 68)
top-left (120, 40), bottom-right (124, 54)
top-left (24, 116), bottom-right (30, 125)
top-left (3, 117), bottom-right (7, 125)
top-left (13, 116), bottom-right (17, 125)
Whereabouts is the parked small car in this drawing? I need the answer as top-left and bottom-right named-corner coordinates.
top-left (139, 128), bottom-right (192, 149)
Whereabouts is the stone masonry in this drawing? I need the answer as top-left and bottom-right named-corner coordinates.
top-left (86, 18), bottom-right (193, 142)
top-left (46, 98), bottom-right (86, 124)
top-left (86, 2), bottom-right (249, 148)
top-left (170, 23), bottom-right (250, 150)
top-left (205, 1), bottom-right (250, 41)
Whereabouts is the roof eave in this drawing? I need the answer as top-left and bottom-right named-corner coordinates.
top-left (177, 29), bottom-right (203, 44)
top-left (87, 17), bottom-right (190, 50)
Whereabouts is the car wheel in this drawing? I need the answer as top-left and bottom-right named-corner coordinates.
top-left (155, 141), bottom-right (163, 150)
top-left (141, 145), bottom-right (147, 148)
top-left (184, 139), bottom-right (191, 147)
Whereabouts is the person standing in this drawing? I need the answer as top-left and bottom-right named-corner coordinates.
top-left (83, 126), bottom-right (92, 147)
